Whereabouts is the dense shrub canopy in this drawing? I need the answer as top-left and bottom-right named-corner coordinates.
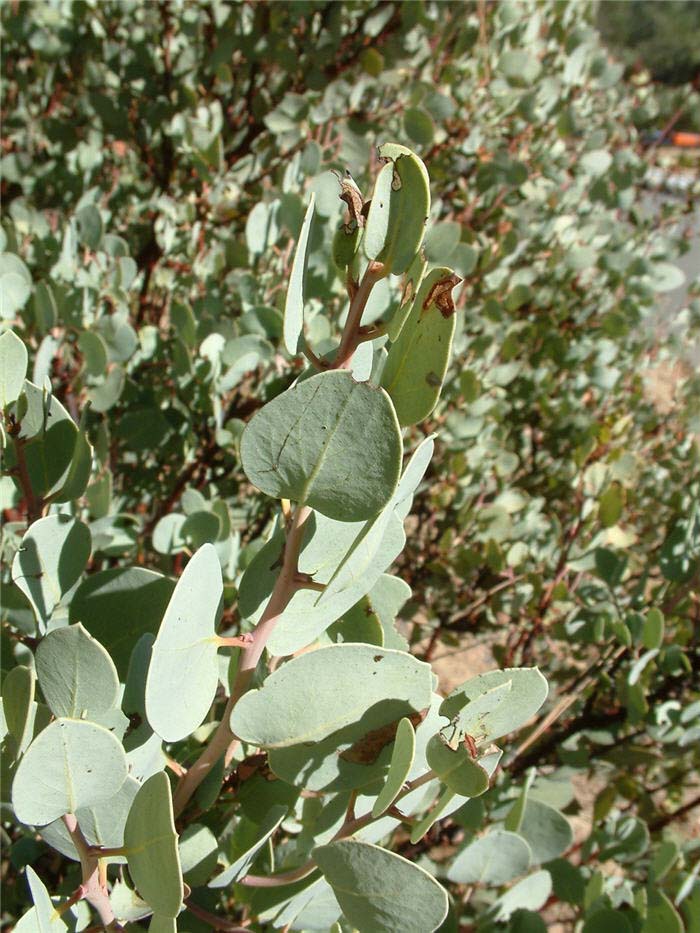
top-left (1, 2), bottom-right (699, 932)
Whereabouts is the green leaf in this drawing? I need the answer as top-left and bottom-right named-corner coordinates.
top-left (75, 204), bottom-right (103, 249)
top-left (372, 717), bottom-right (416, 817)
top-left (381, 267), bottom-right (460, 426)
top-left (2, 665), bottom-right (35, 752)
top-left (599, 484), bottom-right (623, 527)
top-left (580, 149), bottom-right (613, 177)
top-left (208, 806), bottom-right (287, 888)
top-left (423, 222), bottom-right (461, 263)
top-left (516, 798), bottom-right (573, 863)
top-left (33, 281), bottom-right (58, 333)
top-left (15, 866), bottom-right (67, 933)
top-left (403, 108), bottom-right (435, 147)
top-left (12, 516), bottom-right (92, 627)
top-left (181, 510), bottom-right (221, 548)
top-left (87, 366), bottom-right (125, 413)
top-left (440, 668), bottom-right (548, 745)
top-left (0, 330), bottom-right (28, 408)
top-left (314, 839), bottom-right (448, 933)
top-left (124, 772), bottom-right (183, 919)
top-left (12, 718), bottom-right (128, 825)
top-left (179, 823), bottom-right (219, 887)
top-left (499, 49), bottom-right (542, 85)
top-left (284, 193), bottom-right (315, 355)
top-left (641, 890), bottom-right (683, 933)
top-left (148, 918), bottom-right (176, 933)
top-left (447, 830), bottom-right (532, 885)
top-left (40, 775), bottom-right (139, 865)
top-left (642, 608), bottom-right (665, 650)
top-left (78, 331), bottom-right (109, 377)
top-left (231, 644), bottom-right (432, 749)
top-left (0, 272), bottom-right (31, 317)
top-left (425, 735), bottom-right (490, 796)
top-left (582, 909), bottom-right (633, 933)
top-left (70, 567), bottom-right (175, 678)
top-left (364, 147), bottom-right (431, 276)
top-left (49, 428), bottom-right (92, 504)
top-left (319, 434), bottom-right (433, 605)
top-left (241, 370), bottom-right (402, 522)
top-left (239, 511), bottom-right (405, 656)
top-left (145, 544), bottom-right (222, 742)
top-left (494, 870), bottom-right (552, 921)
top-left (408, 785), bottom-right (457, 845)
top-left (35, 623), bottom-right (119, 720)
top-left (504, 769), bottom-right (536, 833)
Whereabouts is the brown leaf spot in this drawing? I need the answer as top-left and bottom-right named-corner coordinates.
top-left (423, 274), bottom-right (462, 319)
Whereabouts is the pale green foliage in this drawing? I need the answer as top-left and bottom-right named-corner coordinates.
top-left (2, 1), bottom-right (699, 931)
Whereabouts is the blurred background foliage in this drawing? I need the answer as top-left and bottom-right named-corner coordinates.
top-left (1, 0), bottom-right (699, 930)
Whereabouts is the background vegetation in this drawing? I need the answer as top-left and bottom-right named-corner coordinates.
top-left (1, 1), bottom-right (699, 931)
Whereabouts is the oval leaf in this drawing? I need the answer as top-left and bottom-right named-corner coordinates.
top-left (36, 623), bottom-right (119, 720)
top-left (372, 717), bottom-right (416, 817)
top-left (447, 830), bottom-right (532, 885)
top-left (124, 771), bottom-right (183, 919)
top-left (441, 668), bottom-right (548, 745)
top-left (381, 267), bottom-right (460, 426)
top-left (364, 148), bottom-right (430, 276)
top-left (231, 644), bottom-right (432, 749)
top-left (12, 718), bottom-right (128, 826)
top-left (425, 734), bottom-right (490, 797)
top-left (241, 370), bottom-right (402, 522)
top-left (12, 515), bottom-right (91, 626)
top-left (314, 839), bottom-right (448, 933)
top-left (145, 544), bottom-right (222, 742)
top-left (0, 330), bottom-right (28, 408)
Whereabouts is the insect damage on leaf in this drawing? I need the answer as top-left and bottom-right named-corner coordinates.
top-left (334, 169), bottom-right (367, 230)
top-left (423, 273), bottom-right (462, 319)
top-left (339, 709), bottom-right (427, 764)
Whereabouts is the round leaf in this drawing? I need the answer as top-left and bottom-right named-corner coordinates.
top-left (12, 718), bottom-right (128, 826)
top-left (12, 516), bottom-right (91, 626)
top-left (426, 735), bottom-right (490, 797)
top-left (441, 668), bottom-right (548, 745)
top-left (403, 108), bottom-right (435, 146)
top-left (517, 798), bottom-right (573, 864)
top-left (35, 623), bottom-right (119, 720)
top-left (314, 839), bottom-right (448, 933)
top-left (447, 830), bottom-right (532, 885)
top-left (241, 371), bottom-right (403, 522)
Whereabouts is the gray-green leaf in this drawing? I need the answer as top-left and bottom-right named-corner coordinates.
top-left (145, 544), bottom-right (223, 742)
top-left (12, 718), bottom-right (128, 826)
top-left (284, 193), bottom-right (315, 355)
top-left (35, 623), bottom-right (119, 720)
top-left (12, 516), bottom-right (92, 627)
top-left (314, 839), bottom-right (448, 933)
top-left (241, 370), bottom-right (402, 522)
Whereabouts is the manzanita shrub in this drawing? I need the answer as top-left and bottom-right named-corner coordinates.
top-left (1, 2), bottom-right (699, 932)
top-left (2, 146), bottom-right (551, 931)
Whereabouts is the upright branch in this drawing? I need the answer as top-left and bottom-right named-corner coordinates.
top-left (61, 814), bottom-right (121, 931)
top-left (172, 504), bottom-right (312, 816)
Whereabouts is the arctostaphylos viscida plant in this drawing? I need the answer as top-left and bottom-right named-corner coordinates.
top-left (1, 145), bottom-right (552, 932)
